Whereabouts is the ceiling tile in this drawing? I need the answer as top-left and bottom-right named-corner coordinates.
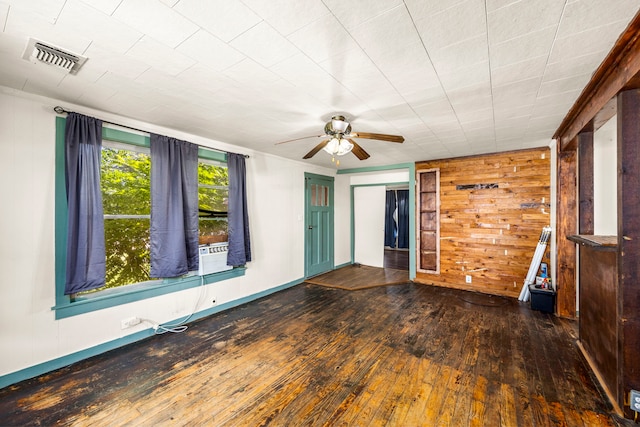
top-left (4, 0), bottom-right (66, 24)
top-left (125, 36), bottom-right (195, 76)
top-left (322, 0), bottom-right (404, 30)
top-left (489, 26), bottom-right (556, 68)
top-left (82, 0), bottom-right (127, 15)
top-left (543, 50), bottom-right (608, 82)
top-left (230, 21), bottom-right (298, 68)
top-left (487, 0), bottom-right (565, 45)
top-left (490, 55), bottom-right (547, 87)
top-left (241, 0), bottom-right (330, 36)
top-left (287, 14), bottom-right (359, 63)
top-left (404, 0), bottom-right (467, 20)
top-left (485, 0), bottom-right (520, 13)
top-left (55, 0), bottom-right (142, 54)
top-left (5, 4), bottom-right (92, 54)
top-left (269, 53), bottom-right (341, 96)
top-left (113, 0), bottom-right (198, 48)
top-left (538, 73), bottom-right (591, 98)
top-left (549, 19), bottom-right (636, 63)
top-left (415, 0), bottom-right (486, 50)
top-left (172, 0), bottom-right (262, 43)
top-left (174, 64), bottom-right (237, 95)
top-left (222, 58), bottom-right (281, 87)
top-left (429, 35), bottom-right (489, 76)
top-left (176, 30), bottom-right (246, 72)
top-left (349, 5), bottom-right (421, 59)
top-left (78, 43), bottom-right (149, 82)
top-left (556, 0), bottom-right (639, 38)
top-left (0, 2), bottom-right (9, 28)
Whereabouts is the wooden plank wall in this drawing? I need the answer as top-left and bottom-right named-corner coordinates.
top-left (415, 147), bottom-right (551, 298)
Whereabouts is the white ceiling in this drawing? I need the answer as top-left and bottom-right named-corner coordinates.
top-left (0, 0), bottom-right (637, 168)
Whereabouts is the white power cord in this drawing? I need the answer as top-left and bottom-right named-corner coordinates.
top-left (143, 275), bottom-right (206, 335)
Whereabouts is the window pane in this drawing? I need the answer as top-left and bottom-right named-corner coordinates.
top-left (198, 161), bottom-right (228, 243)
top-left (199, 187), bottom-right (228, 213)
top-left (104, 218), bottom-right (151, 289)
top-left (312, 184), bottom-right (317, 206)
top-left (324, 185), bottom-right (329, 206)
top-left (100, 145), bottom-right (151, 290)
top-left (198, 161), bottom-right (229, 186)
top-left (101, 146), bottom-right (150, 216)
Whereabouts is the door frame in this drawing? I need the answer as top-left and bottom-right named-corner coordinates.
top-left (350, 181), bottom-right (412, 273)
top-left (304, 172), bottom-right (335, 278)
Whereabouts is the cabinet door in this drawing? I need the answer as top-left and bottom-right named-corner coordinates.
top-left (417, 169), bottom-right (440, 273)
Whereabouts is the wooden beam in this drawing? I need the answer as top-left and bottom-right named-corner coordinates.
top-left (554, 11), bottom-right (640, 151)
top-left (578, 131), bottom-right (594, 235)
top-left (617, 89), bottom-right (640, 419)
top-left (556, 144), bottom-right (577, 318)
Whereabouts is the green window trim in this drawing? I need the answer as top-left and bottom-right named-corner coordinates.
top-left (54, 117), bottom-right (242, 320)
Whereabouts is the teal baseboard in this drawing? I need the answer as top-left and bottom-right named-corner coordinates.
top-left (0, 278), bottom-right (304, 390)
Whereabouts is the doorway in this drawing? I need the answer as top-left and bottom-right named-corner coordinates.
top-left (304, 173), bottom-right (334, 278)
top-left (384, 186), bottom-right (410, 271)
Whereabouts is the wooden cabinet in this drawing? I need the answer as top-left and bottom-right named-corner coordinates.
top-left (417, 169), bottom-right (439, 273)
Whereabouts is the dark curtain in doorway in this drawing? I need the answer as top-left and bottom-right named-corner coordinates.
top-left (149, 134), bottom-right (199, 277)
top-left (384, 190), bottom-right (397, 248)
top-left (397, 190), bottom-right (410, 249)
top-left (64, 113), bottom-right (106, 294)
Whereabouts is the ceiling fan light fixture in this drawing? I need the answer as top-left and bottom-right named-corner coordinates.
top-left (323, 137), bottom-right (353, 156)
top-left (331, 116), bottom-right (350, 133)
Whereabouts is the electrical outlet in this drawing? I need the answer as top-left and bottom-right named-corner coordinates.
top-left (465, 275), bottom-right (472, 283)
top-left (121, 317), bottom-right (140, 329)
top-left (631, 390), bottom-right (640, 412)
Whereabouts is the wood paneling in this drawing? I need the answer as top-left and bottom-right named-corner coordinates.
top-left (617, 89), bottom-right (640, 419)
top-left (578, 131), bottom-right (594, 234)
top-left (578, 245), bottom-right (618, 406)
top-left (0, 283), bottom-right (628, 426)
top-left (556, 147), bottom-right (577, 318)
top-left (415, 148), bottom-right (550, 298)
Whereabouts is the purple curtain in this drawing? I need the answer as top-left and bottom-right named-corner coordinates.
top-left (150, 134), bottom-right (199, 277)
top-left (227, 153), bottom-right (251, 266)
top-left (64, 113), bottom-right (105, 294)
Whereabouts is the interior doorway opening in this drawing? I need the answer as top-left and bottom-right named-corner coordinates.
top-left (384, 185), bottom-right (409, 271)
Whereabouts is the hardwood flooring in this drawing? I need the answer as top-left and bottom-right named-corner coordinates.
top-left (305, 264), bottom-right (409, 290)
top-left (0, 283), bottom-right (632, 426)
top-left (384, 249), bottom-right (409, 270)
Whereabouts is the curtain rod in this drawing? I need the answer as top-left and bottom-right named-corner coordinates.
top-left (53, 106), bottom-right (249, 158)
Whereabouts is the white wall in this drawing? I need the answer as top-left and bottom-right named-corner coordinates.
top-left (593, 115), bottom-right (617, 235)
top-left (0, 87), bottom-right (348, 380)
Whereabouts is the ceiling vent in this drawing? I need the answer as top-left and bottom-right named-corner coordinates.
top-left (22, 38), bottom-right (87, 75)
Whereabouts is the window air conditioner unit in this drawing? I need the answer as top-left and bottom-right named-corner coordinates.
top-left (198, 242), bottom-right (233, 275)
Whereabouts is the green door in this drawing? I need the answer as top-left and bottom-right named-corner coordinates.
top-left (305, 173), bottom-right (334, 278)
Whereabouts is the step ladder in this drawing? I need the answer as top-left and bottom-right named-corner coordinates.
top-left (518, 226), bottom-right (552, 302)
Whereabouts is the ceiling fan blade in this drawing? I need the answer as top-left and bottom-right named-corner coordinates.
top-left (347, 139), bottom-right (370, 160)
top-left (350, 132), bottom-right (404, 143)
top-left (303, 139), bottom-right (329, 159)
top-left (275, 134), bottom-right (326, 145)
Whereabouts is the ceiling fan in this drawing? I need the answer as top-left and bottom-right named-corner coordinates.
top-left (275, 115), bottom-right (404, 164)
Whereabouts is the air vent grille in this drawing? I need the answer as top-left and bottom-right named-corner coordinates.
top-left (22, 38), bottom-right (87, 74)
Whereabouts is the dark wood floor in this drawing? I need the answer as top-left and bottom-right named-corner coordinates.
top-left (0, 283), bottom-right (632, 426)
top-left (384, 248), bottom-right (409, 270)
top-left (305, 264), bottom-right (409, 290)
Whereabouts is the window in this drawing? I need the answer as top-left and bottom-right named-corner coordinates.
top-left (54, 119), bottom-right (245, 319)
top-left (101, 141), bottom-right (152, 290)
top-left (198, 160), bottom-right (229, 244)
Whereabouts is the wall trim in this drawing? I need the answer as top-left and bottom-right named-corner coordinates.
top-left (337, 162), bottom-right (413, 175)
top-left (0, 278), bottom-right (304, 389)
